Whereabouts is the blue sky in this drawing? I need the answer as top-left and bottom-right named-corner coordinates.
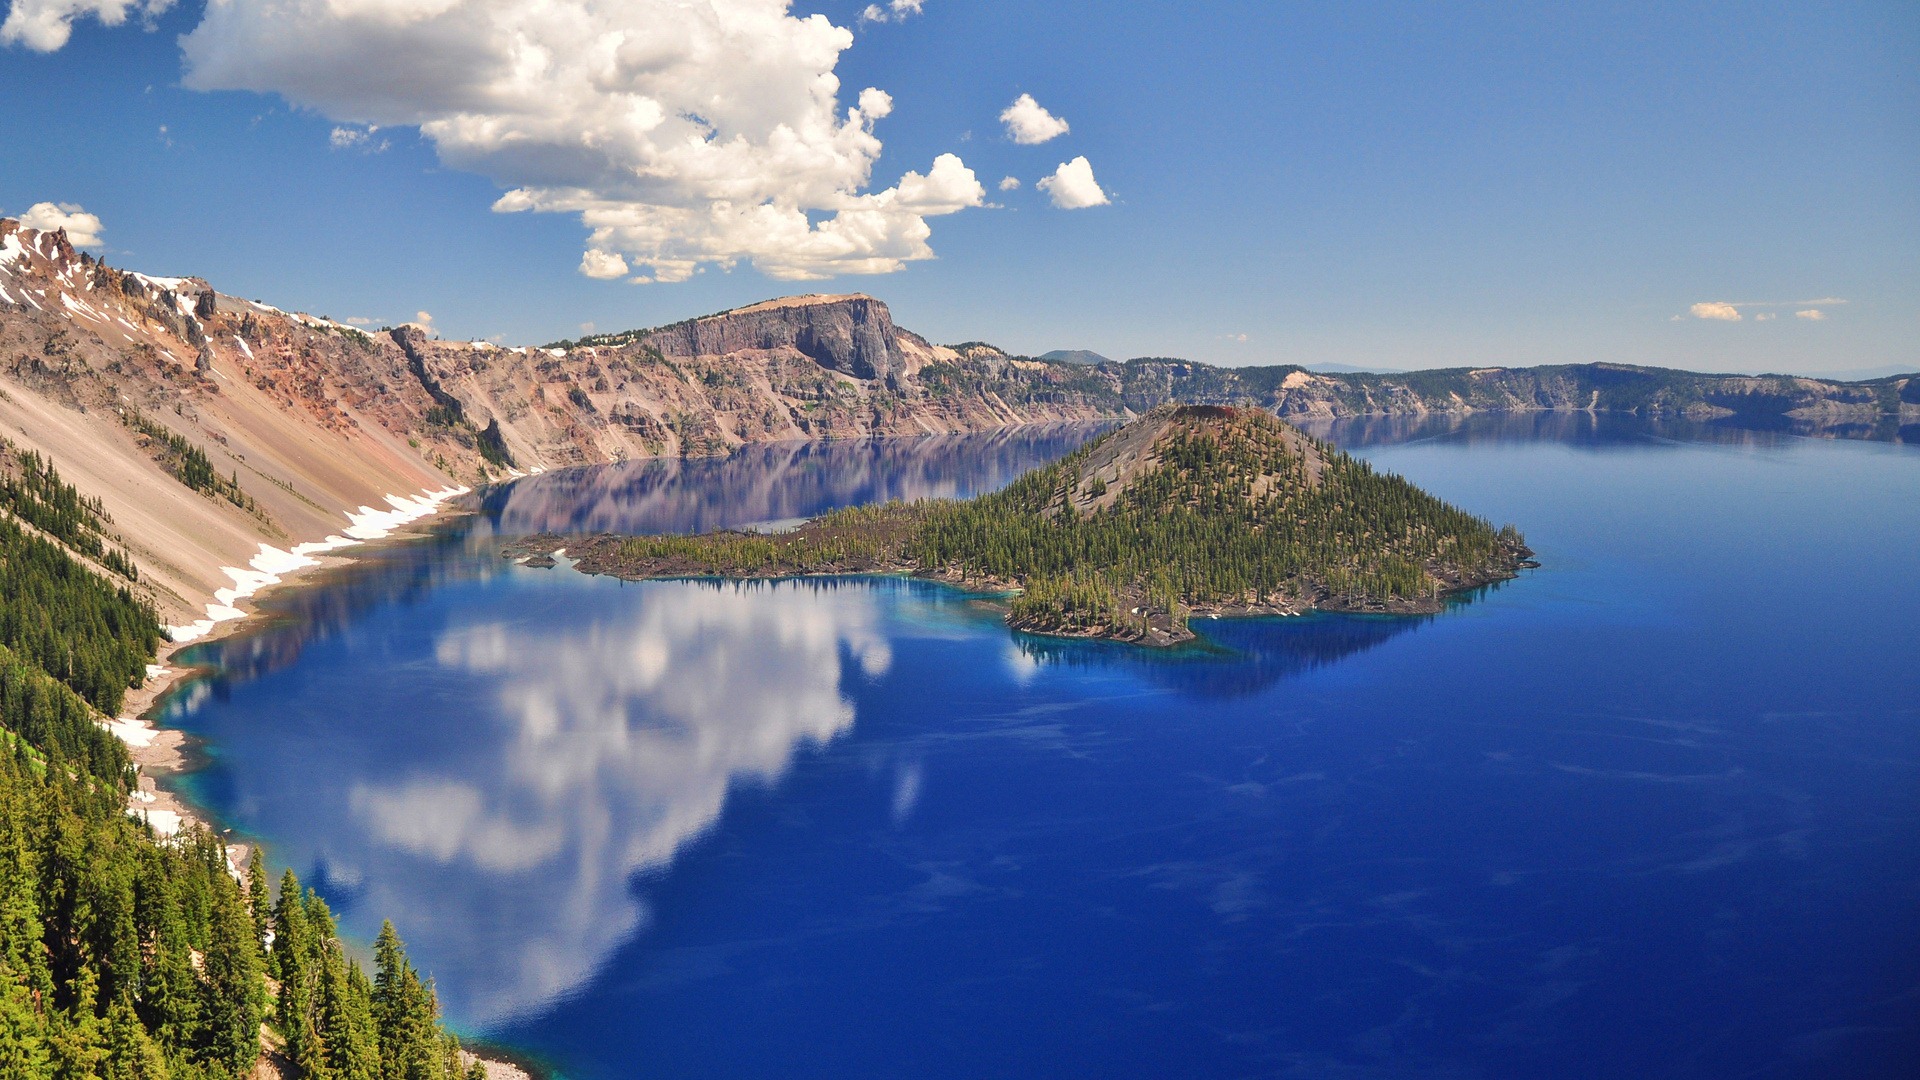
top-left (1, 1), bottom-right (1913, 374)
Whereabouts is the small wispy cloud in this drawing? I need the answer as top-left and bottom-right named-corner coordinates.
top-left (998, 176), bottom-right (1021, 191)
top-left (860, 0), bottom-right (923, 24)
top-left (330, 125), bottom-right (388, 153)
top-left (1690, 302), bottom-right (1742, 321)
top-left (1684, 297), bottom-right (1846, 322)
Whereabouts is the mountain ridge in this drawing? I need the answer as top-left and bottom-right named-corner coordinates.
top-left (1, 215), bottom-right (1914, 636)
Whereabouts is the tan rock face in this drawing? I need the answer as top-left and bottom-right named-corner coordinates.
top-left (0, 219), bottom-right (1115, 626)
top-left (643, 293), bottom-right (905, 382)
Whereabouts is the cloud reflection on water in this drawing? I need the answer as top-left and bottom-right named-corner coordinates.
top-left (340, 580), bottom-right (889, 1022)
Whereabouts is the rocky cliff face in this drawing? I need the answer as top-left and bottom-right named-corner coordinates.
top-left (641, 294), bottom-right (907, 382)
top-left (0, 219), bottom-right (1109, 628)
top-left (0, 214), bottom-right (1912, 629)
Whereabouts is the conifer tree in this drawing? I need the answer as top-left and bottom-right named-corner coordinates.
top-left (317, 948), bottom-right (380, 1080)
top-left (273, 869), bottom-right (316, 1067)
top-left (245, 849), bottom-right (270, 967)
top-left (100, 999), bottom-right (167, 1080)
top-left (197, 879), bottom-right (262, 1077)
top-left (0, 974), bottom-right (52, 1079)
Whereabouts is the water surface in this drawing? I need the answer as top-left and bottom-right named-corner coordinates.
top-left (165, 419), bottom-right (1920, 1079)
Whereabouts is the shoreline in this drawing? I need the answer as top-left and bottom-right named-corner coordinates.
top-left (97, 482), bottom-right (539, 1080)
top-left (504, 533), bottom-right (1535, 648)
top-left (110, 482), bottom-right (475, 844)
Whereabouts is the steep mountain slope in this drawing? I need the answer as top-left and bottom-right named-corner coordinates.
top-left (0, 218), bottom-right (1105, 637)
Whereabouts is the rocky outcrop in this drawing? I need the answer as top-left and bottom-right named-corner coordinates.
top-left (641, 294), bottom-right (906, 382)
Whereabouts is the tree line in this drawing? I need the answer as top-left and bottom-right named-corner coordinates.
top-left (0, 449), bottom-right (492, 1077)
top-left (596, 406), bottom-right (1527, 639)
top-left (0, 444), bottom-right (138, 582)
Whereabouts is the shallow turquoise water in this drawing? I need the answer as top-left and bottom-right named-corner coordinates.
top-left (166, 418), bottom-right (1920, 1078)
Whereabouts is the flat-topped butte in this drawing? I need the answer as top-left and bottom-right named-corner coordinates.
top-left (505, 406), bottom-right (1536, 645)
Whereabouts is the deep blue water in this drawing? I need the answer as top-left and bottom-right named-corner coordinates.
top-left (162, 417), bottom-right (1920, 1079)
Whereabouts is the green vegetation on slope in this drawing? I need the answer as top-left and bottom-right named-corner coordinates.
top-left (918, 406), bottom-right (1524, 637)
top-left (123, 412), bottom-right (259, 516)
top-left (0, 513), bottom-right (159, 717)
top-left (0, 449), bottom-right (491, 1079)
top-left (0, 442), bottom-right (138, 581)
top-left (565, 406), bottom-right (1530, 643)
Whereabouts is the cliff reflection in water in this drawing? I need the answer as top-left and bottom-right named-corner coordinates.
top-left (179, 423), bottom-right (1106, 690)
top-left (482, 422), bottom-right (1114, 536)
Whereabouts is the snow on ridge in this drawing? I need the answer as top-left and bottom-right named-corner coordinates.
top-left (60, 292), bottom-right (102, 320)
top-left (130, 273), bottom-right (190, 293)
top-left (0, 233), bottom-right (29, 269)
top-left (165, 484), bottom-right (469, 643)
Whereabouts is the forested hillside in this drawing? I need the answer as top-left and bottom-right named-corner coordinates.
top-left (526, 405), bottom-right (1534, 644)
top-left (0, 445), bottom-right (487, 1078)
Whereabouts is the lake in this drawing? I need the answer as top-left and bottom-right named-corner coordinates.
top-left (161, 415), bottom-right (1920, 1079)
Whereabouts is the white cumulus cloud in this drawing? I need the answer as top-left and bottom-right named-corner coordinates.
top-left (998, 176), bottom-right (1021, 191)
top-left (0, 0), bottom-right (172, 52)
top-left (1689, 302), bottom-right (1742, 322)
top-left (578, 248), bottom-right (629, 281)
top-left (329, 124), bottom-right (388, 152)
top-left (18, 201), bottom-right (105, 246)
top-left (1037, 156), bottom-right (1109, 209)
top-left (1000, 93), bottom-right (1070, 144)
top-left (1795, 308), bottom-right (1827, 320)
top-left (175, 0), bottom-right (980, 282)
top-left (860, 0), bottom-right (922, 24)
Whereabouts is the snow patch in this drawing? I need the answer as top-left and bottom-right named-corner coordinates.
top-left (343, 485), bottom-right (469, 540)
top-left (60, 292), bottom-right (101, 319)
top-left (99, 716), bottom-right (160, 748)
top-left (233, 335), bottom-right (254, 359)
top-left (166, 485), bottom-right (469, 642)
top-left (130, 273), bottom-right (190, 293)
top-left (133, 808), bottom-right (183, 838)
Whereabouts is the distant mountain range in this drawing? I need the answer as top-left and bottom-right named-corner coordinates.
top-left (1, 214), bottom-right (1915, 632)
top-left (1040, 349), bottom-right (1112, 365)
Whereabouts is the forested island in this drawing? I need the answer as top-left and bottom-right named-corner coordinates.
top-left (0, 440), bottom-right (498, 1079)
top-left (508, 405), bottom-right (1535, 645)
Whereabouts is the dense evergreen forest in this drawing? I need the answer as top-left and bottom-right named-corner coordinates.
top-left (0, 450), bottom-right (487, 1078)
top-left (535, 406), bottom-right (1532, 643)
